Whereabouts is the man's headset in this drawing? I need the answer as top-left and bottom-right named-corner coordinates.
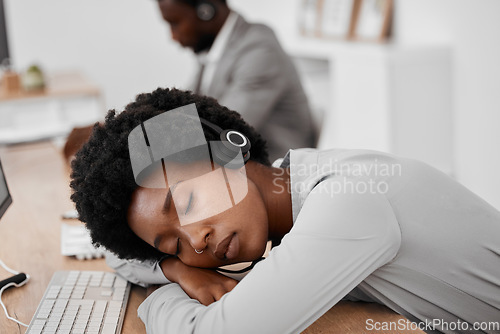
top-left (196, 0), bottom-right (217, 21)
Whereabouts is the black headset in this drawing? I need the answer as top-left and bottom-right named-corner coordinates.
top-left (195, 0), bottom-right (217, 21)
top-left (131, 107), bottom-right (250, 185)
top-left (197, 117), bottom-right (251, 168)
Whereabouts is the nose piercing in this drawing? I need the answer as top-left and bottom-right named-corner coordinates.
top-left (195, 248), bottom-right (204, 254)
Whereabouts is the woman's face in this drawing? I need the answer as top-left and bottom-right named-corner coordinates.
top-left (127, 161), bottom-right (269, 268)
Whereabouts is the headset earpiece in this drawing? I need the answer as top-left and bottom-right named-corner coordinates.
top-left (146, 108), bottom-right (251, 169)
top-left (209, 129), bottom-right (251, 169)
top-left (196, 1), bottom-right (216, 21)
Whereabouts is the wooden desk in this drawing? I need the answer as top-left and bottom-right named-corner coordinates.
top-left (0, 142), bottom-right (146, 334)
top-left (0, 142), bottom-right (424, 334)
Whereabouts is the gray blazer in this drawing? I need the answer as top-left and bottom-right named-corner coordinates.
top-left (203, 14), bottom-right (317, 161)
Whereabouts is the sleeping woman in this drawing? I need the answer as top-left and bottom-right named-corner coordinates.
top-left (70, 88), bottom-right (500, 334)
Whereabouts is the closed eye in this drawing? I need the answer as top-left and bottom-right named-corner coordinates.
top-left (175, 238), bottom-right (180, 256)
top-left (185, 192), bottom-right (193, 215)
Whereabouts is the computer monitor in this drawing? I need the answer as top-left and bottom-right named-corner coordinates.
top-left (0, 0), bottom-right (11, 66)
top-left (0, 155), bottom-right (30, 328)
top-left (0, 156), bottom-right (12, 220)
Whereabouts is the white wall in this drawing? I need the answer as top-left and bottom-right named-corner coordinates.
top-left (234, 0), bottom-right (500, 208)
top-left (227, 0), bottom-right (297, 41)
top-left (5, 0), bottom-right (196, 111)
top-left (394, 0), bottom-right (500, 208)
top-left (4, 0), bottom-right (297, 112)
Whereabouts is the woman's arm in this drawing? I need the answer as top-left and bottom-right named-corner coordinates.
top-left (138, 179), bottom-right (402, 334)
top-left (107, 251), bottom-right (239, 304)
top-left (105, 251), bottom-right (169, 287)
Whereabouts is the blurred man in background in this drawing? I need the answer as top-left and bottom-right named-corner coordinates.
top-left (158, 0), bottom-right (317, 161)
top-left (64, 0), bottom-right (317, 163)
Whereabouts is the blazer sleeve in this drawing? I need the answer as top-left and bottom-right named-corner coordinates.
top-left (216, 41), bottom-right (289, 130)
top-left (137, 179), bottom-right (402, 334)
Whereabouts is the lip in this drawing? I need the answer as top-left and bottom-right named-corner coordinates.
top-left (214, 233), bottom-right (239, 260)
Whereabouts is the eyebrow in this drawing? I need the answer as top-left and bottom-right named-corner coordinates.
top-left (153, 235), bottom-right (163, 250)
top-left (162, 181), bottom-right (181, 213)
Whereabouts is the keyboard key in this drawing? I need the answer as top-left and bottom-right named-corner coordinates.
top-left (30, 324), bottom-right (45, 330)
top-left (56, 329), bottom-right (70, 334)
top-left (109, 300), bottom-right (122, 309)
top-left (37, 313), bottom-right (50, 320)
top-left (28, 329), bottom-right (42, 334)
top-left (93, 300), bottom-right (107, 314)
top-left (78, 310), bottom-right (91, 318)
top-left (89, 280), bottom-right (101, 287)
top-left (114, 276), bottom-right (128, 288)
top-left (106, 311), bottom-right (121, 318)
top-left (101, 323), bottom-right (118, 334)
top-left (100, 289), bottom-right (113, 297)
top-left (42, 325), bottom-right (58, 333)
top-left (87, 324), bottom-right (101, 331)
top-left (104, 316), bottom-right (119, 325)
top-left (73, 322), bottom-right (87, 329)
top-left (58, 324), bottom-right (72, 330)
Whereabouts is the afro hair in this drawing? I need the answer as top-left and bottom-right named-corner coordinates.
top-left (70, 88), bottom-right (270, 261)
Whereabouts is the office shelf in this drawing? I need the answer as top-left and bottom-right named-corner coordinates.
top-left (0, 72), bottom-right (104, 145)
top-left (283, 37), bottom-right (453, 174)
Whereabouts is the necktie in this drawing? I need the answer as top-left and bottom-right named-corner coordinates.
top-left (194, 63), bottom-right (206, 94)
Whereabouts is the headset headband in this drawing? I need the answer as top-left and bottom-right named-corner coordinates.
top-left (128, 104), bottom-right (251, 188)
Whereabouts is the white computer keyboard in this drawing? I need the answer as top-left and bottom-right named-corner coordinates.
top-left (25, 271), bottom-right (131, 334)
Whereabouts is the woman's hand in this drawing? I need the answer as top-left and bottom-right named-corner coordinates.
top-left (177, 267), bottom-right (238, 306)
top-left (160, 257), bottom-right (238, 306)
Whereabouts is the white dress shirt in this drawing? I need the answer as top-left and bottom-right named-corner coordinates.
top-left (195, 11), bottom-right (239, 95)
